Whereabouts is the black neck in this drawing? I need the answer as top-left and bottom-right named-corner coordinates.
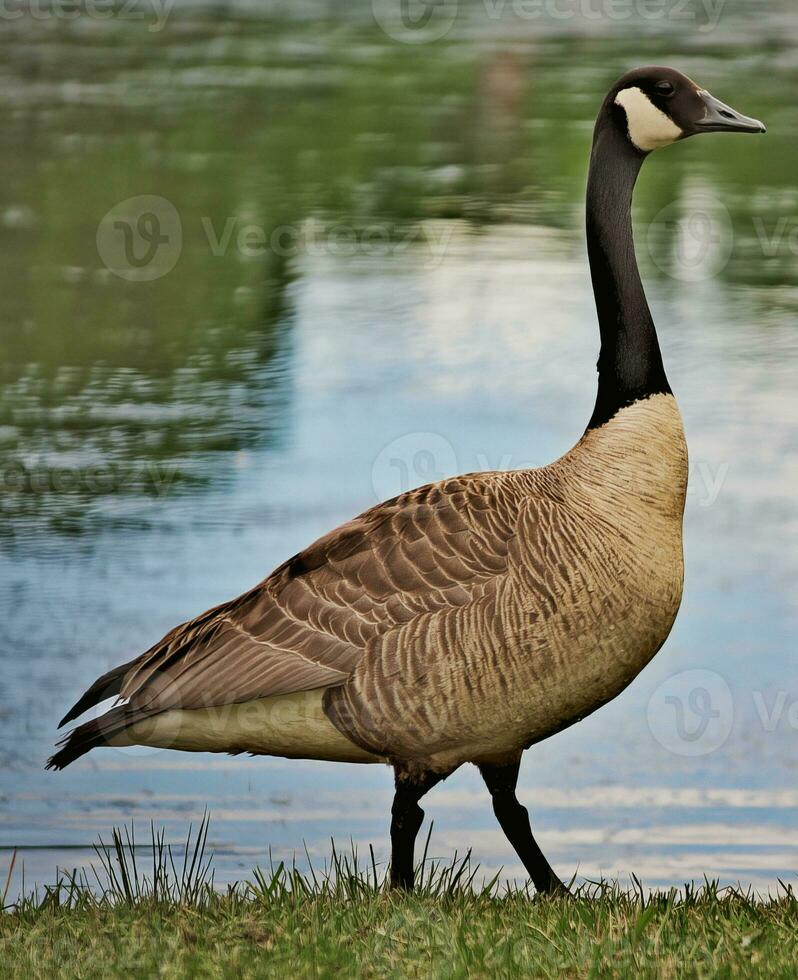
top-left (584, 109), bottom-right (671, 431)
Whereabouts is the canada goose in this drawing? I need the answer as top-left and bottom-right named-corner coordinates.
top-left (49, 67), bottom-right (765, 894)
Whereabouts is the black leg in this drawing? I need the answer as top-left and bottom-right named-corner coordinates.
top-left (390, 767), bottom-right (446, 890)
top-left (479, 758), bottom-right (568, 896)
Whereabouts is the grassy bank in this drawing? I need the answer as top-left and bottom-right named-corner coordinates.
top-left (1, 823), bottom-right (795, 978)
top-left (4, 887), bottom-right (798, 978)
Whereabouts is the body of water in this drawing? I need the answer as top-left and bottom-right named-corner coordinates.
top-left (1, 3), bottom-right (796, 897)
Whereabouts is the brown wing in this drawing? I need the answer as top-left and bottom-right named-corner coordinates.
top-left (60, 472), bottom-right (528, 728)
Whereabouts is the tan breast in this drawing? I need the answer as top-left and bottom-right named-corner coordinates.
top-left (563, 392), bottom-right (688, 532)
top-left (512, 392), bottom-right (689, 741)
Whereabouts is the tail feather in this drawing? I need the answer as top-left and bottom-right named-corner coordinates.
top-left (58, 657), bottom-right (139, 728)
top-left (47, 704), bottom-right (139, 771)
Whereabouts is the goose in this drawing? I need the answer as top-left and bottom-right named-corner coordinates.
top-left (49, 67), bottom-right (765, 894)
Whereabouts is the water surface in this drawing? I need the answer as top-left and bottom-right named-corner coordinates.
top-left (1, 3), bottom-right (796, 897)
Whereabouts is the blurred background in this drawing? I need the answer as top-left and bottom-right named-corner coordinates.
top-left (0, 0), bottom-right (796, 897)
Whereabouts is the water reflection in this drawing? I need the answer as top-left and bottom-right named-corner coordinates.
top-left (0, 276), bottom-right (292, 539)
top-left (0, 6), bottom-right (796, 896)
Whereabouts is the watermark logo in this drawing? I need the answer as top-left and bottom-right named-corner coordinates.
top-left (647, 668), bottom-right (734, 756)
top-left (646, 195), bottom-right (733, 282)
top-left (372, 0), bottom-right (727, 42)
top-left (96, 195), bottom-right (182, 282)
top-left (1, 460), bottom-right (179, 496)
top-left (372, 0), bottom-right (459, 44)
top-left (0, 0), bottom-right (174, 33)
top-left (371, 431), bottom-right (459, 501)
top-left (690, 459), bottom-right (729, 508)
top-left (752, 215), bottom-right (798, 259)
top-left (202, 215), bottom-right (453, 265)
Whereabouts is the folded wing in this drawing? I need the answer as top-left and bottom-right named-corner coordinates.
top-left (49, 473), bottom-right (527, 767)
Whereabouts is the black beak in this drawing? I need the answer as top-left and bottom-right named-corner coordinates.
top-left (694, 90), bottom-right (766, 134)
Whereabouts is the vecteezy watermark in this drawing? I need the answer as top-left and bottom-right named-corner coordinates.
top-left (751, 216), bottom-right (798, 259)
top-left (689, 459), bottom-right (729, 508)
top-left (647, 668), bottom-right (734, 757)
top-left (202, 215), bottom-right (454, 265)
top-left (370, 432), bottom-right (544, 500)
top-left (371, 0), bottom-right (727, 43)
top-left (371, 432), bottom-right (460, 501)
top-left (646, 195), bottom-right (734, 283)
top-left (0, 0), bottom-right (174, 32)
top-left (371, 433), bottom-right (732, 508)
top-left (752, 691), bottom-right (798, 733)
top-left (371, 0), bottom-right (459, 44)
top-left (96, 195), bottom-right (182, 282)
top-left (96, 201), bottom-right (455, 281)
top-left (1, 460), bottom-right (179, 496)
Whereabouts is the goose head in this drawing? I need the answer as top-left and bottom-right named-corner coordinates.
top-left (608, 66), bottom-right (766, 154)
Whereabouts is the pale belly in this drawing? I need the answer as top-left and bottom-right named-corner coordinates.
top-left (114, 689), bottom-right (384, 764)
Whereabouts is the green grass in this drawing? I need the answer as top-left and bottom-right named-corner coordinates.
top-left (1, 819), bottom-right (795, 978)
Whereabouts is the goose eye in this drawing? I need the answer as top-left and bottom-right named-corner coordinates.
top-left (655, 81), bottom-right (675, 97)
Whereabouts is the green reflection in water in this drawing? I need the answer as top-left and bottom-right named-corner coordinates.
top-left (0, 10), bottom-right (794, 542)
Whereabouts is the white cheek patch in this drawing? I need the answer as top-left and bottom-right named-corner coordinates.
top-left (614, 87), bottom-right (683, 152)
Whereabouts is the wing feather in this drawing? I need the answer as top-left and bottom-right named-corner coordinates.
top-left (61, 473), bottom-right (532, 726)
